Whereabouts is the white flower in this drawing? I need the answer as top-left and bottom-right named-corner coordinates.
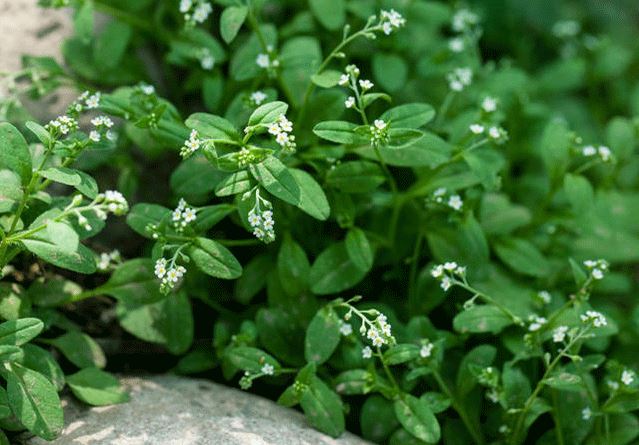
top-left (379, 9), bottom-right (406, 35)
top-left (481, 96), bottom-right (497, 112)
top-left (621, 370), bottom-right (635, 386)
top-left (248, 212), bottom-right (262, 227)
top-left (101, 190), bottom-right (129, 216)
top-left (374, 119), bottom-right (387, 130)
top-left (448, 195), bottom-right (463, 211)
top-left (449, 37), bottom-right (465, 53)
top-left (192, 2), bottom-right (212, 23)
top-left (581, 407), bottom-right (592, 420)
top-left (275, 132), bottom-right (290, 146)
top-left (447, 67), bottom-right (473, 91)
top-left (582, 145), bottom-right (597, 156)
top-left (580, 310), bottom-right (607, 328)
top-left (250, 91), bottom-right (267, 105)
top-left (256, 53), bottom-right (270, 68)
top-left (344, 96), bottom-right (356, 109)
top-left (553, 20), bottom-right (580, 38)
top-left (470, 124), bottom-right (484, 134)
top-left (199, 51), bottom-right (215, 70)
top-left (183, 208), bottom-right (197, 223)
top-left (372, 336), bottom-right (385, 347)
top-left (179, 0), bottom-right (192, 13)
top-left (85, 92), bottom-right (101, 109)
top-left (261, 363), bottom-right (274, 375)
top-left (591, 269), bottom-right (604, 280)
top-left (452, 9), bottom-right (479, 32)
top-left (608, 380), bottom-right (620, 391)
top-left (268, 122), bottom-right (281, 135)
top-left (431, 265), bottom-right (444, 278)
top-left (89, 131), bottom-right (101, 142)
top-left (489, 126), bottom-right (501, 139)
top-left (527, 315), bottom-right (547, 332)
top-left (140, 83), bottom-right (155, 95)
top-left (420, 342), bottom-right (434, 358)
top-left (598, 145), bottom-right (612, 162)
top-left (154, 258), bottom-right (167, 279)
top-left (553, 326), bottom-right (569, 343)
top-left (339, 321), bottom-right (353, 336)
top-left (278, 115), bottom-right (293, 132)
top-left (91, 115), bottom-right (114, 128)
top-left (180, 129), bottom-right (201, 158)
top-left (338, 74), bottom-right (350, 86)
top-left (359, 79), bottom-right (374, 90)
top-left (441, 276), bottom-right (452, 291)
top-left (537, 290), bottom-right (552, 304)
top-left (443, 262), bottom-right (458, 271)
top-left (362, 346), bottom-right (372, 359)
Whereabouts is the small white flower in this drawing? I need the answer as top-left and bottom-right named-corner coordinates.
top-left (470, 124), bottom-right (484, 135)
top-left (380, 9), bottom-right (406, 34)
top-left (608, 380), bottom-right (620, 391)
top-left (89, 131), bottom-right (101, 142)
top-left (580, 310), bottom-right (607, 328)
top-left (443, 262), bottom-right (458, 271)
top-left (278, 115), bottom-right (293, 132)
top-left (261, 363), bottom-right (275, 375)
top-left (447, 67), bottom-right (473, 91)
top-left (489, 126), bottom-right (501, 139)
top-left (374, 119), bottom-right (387, 130)
top-left (537, 290), bottom-right (552, 304)
top-left (581, 407), bottom-right (592, 420)
top-left (250, 91), bottom-right (267, 105)
top-left (256, 53), bottom-right (270, 68)
top-left (339, 321), bottom-right (353, 336)
top-left (362, 346), bottom-right (372, 359)
top-left (200, 52), bottom-right (215, 70)
top-left (431, 264), bottom-right (444, 278)
top-left (180, 129), bottom-right (201, 158)
top-left (441, 276), bottom-right (452, 291)
top-left (85, 92), bottom-right (101, 109)
top-left (452, 9), bottom-right (479, 32)
top-left (621, 370), bottom-right (635, 386)
top-left (527, 315), bottom-right (547, 332)
top-left (140, 83), bottom-right (155, 95)
top-left (338, 74), bottom-right (350, 86)
top-left (359, 79), bottom-right (374, 90)
top-left (372, 336), bottom-right (385, 347)
top-left (448, 37), bottom-right (465, 53)
top-left (591, 269), bottom-right (604, 280)
top-left (553, 326), bottom-right (569, 343)
top-left (344, 96), bottom-right (356, 109)
top-left (275, 132), bottom-right (290, 146)
top-left (179, 0), bottom-right (192, 13)
top-left (192, 2), bottom-right (212, 23)
top-left (420, 342), bottom-right (434, 358)
top-left (598, 145), bottom-right (612, 162)
top-left (481, 96), bottom-right (497, 112)
top-left (183, 208), bottom-right (197, 223)
top-left (448, 195), bottom-right (463, 211)
top-left (582, 145), bottom-right (597, 156)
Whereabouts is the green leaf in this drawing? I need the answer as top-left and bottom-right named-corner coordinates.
top-left (22, 345), bottom-right (65, 391)
top-left (0, 345), bottom-right (23, 362)
top-left (326, 161), bottom-right (385, 193)
top-left (387, 128), bottom-right (424, 148)
top-left (6, 364), bottom-right (63, 440)
top-left (51, 331), bottom-right (106, 369)
top-left (277, 235), bottom-right (310, 297)
top-left (305, 306), bottom-right (341, 364)
top-left (494, 238), bottom-right (551, 278)
top-left (311, 70), bottom-right (343, 88)
top-left (355, 132), bottom-right (453, 168)
top-left (345, 228), bottom-right (373, 271)
top-left (235, 255), bottom-right (272, 304)
top-left (394, 394), bottom-right (441, 443)
top-left (46, 221), bottom-right (79, 253)
top-left (543, 372), bottom-right (583, 392)
top-left (248, 101), bottom-right (289, 127)
top-left (453, 305), bottom-right (513, 334)
top-left (188, 237), bottom-right (242, 279)
top-left (193, 204), bottom-right (235, 232)
top-left (0, 170), bottom-right (23, 213)
top-left (0, 123), bottom-right (32, 185)
top-left (97, 259), bottom-right (164, 304)
top-left (40, 167), bottom-right (81, 186)
top-left (215, 171), bottom-right (252, 196)
top-left (373, 53), bottom-right (408, 93)
top-left (170, 155), bottom-right (226, 199)
top-left (309, 243), bottom-right (368, 294)
top-left (74, 0), bottom-right (94, 43)
top-left (361, 395), bottom-right (399, 442)
top-left (22, 238), bottom-right (96, 274)
top-left (94, 21), bottom-right (131, 69)
top-left (380, 103), bottom-right (436, 129)
top-left (289, 168), bottom-right (330, 220)
top-left (300, 376), bottom-right (345, 437)
top-left (540, 119), bottom-right (572, 181)
top-left (564, 173), bottom-right (593, 214)
top-left (309, 0), bottom-right (345, 30)
top-left (334, 369), bottom-right (372, 395)
top-left (456, 345), bottom-right (497, 396)
top-left (25, 121), bottom-right (52, 146)
top-left (313, 121), bottom-right (364, 144)
top-left (126, 203), bottom-right (171, 238)
top-left (606, 117), bottom-right (635, 161)
top-left (604, 392), bottom-right (639, 413)
top-left (0, 318), bottom-right (43, 346)
top-left (220, 6), bottom-right (248, 44)
top-left (249, 156), bottom-right (300, 205)
top-left (185, 113), bottom-right (239, 141)
top-left (225, 346), bottom-right (279, 373)
top-left (384, 344), bottom-right (420, 365)
top-left (67, 368), bottom-right (129, 406)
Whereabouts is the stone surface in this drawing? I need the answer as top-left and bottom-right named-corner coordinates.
top-left (25, 375), bottom-right (372, 445)
top-left (0, 0), bottom-right (71, 73)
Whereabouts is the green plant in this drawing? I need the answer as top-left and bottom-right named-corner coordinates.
top-left (2, 0), bottom-right (639, 444)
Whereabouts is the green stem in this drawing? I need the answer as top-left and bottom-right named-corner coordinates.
top-left (432, 369), bottom-right (485, 445)
top-left (456, 281), bottom-right (523, 326)
top-left (434, 91), bottom-right (455, 129)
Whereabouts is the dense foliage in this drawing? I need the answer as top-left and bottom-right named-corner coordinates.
top-left (2, 0), bottom-right (639, 443)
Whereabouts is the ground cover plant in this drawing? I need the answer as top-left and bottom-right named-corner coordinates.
top-left (1, 0), bottom-right (639, 443)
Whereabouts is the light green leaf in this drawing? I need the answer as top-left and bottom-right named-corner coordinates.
top-left (494, 238), bottom-right (551, 278)
top-left (67, 367), bottom-right (129, 406)
top-left (185, 113), bottom-right (239, 141)
top-left (394, 394), bottom-right (441, 443)
top-left (345, 228), bottom-right (373, 271)
top-left (188, 237), bottom-right (242, 279)
top-left (300, 376), bottom-right (345, 437)
top-left (311, 70), bottom-right (343, 88)
top-left (215, 171), bottom-right (253, 196)
top-left (309, 0), bottom-right (345, 30)
top-left (453, 305), bottom-right (513, 334)
top-left (51, 331), bottom-right (106, 369)
top-left (220, 5), bottom-right (248, 43)
top-left (380, 103), bottom-right (436, 129)
top-left (313, 121), bottom-right (365, 144)
top-left (304, 306), bottom-right (341, 364)
top-left (326, 161), bottom-right (385, 193)
top-left (249, 156), bottom-right (300, 205)
top-left (0, 123), bottom-right (32, 185)
top-left (289, 168), bottom-right (330, 220)
top-left (0, 318), bottom-right (43, 346)
top-left (248, 101), bottom-right (289, 127)
top-left (22, 238), bottom-right (96, 274)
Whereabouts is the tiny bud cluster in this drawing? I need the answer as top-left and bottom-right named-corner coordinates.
top-left (447, 67), bottom-right (473, 91)
top-left (583, 259), bottom-right (609, 280)
top-left (536, 290), bottom-right (552, 305)
top-left (580, 310), bottom-right (607, 328)
top-left (431, 261), bottom-right (466, 291)
top-left (448, 37), bottom-right (465, 53)
top-left (180, 0), bottom-right (212, 27)
top-left (250, 91), bottom-right (267, 106)
top-left (420, 340), bottom-right (434, 358)
top-left (379, 9), bottom-right (406, 35)
top-left (429, 187), bottom-right (464, 212)
top-left (97, 250), bottom-right (121, 272)
top-left (72, 90), bottom-right (101, 113)
top-left (99, 190), bottom-right (129, 217)
top-left (527, 314), bottom-right (547, 332)
top-left (581, 145), bottom-right (613, 163)
top-left (487, 126), bottom-right (508, 144)
top-left (180, 129), bottom-right (202, 158)
top-left (248, 190), bottom-right (275, 244)
top-left (364, 313), bottom-right (393, 347)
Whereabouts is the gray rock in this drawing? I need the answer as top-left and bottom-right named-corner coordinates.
top-left (25, 375), bottom-right (372, 445)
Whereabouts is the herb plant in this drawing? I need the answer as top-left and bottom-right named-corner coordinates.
top-left (2, 0), bottom-right (639, 444)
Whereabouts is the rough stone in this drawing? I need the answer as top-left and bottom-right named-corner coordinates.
top-left (25, 375), bottom-right (372, 445)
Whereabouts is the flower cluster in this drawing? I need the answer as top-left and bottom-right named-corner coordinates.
top-left (487, 126), bottom-right (508, 144)
top-left (448, 37), bottom-right (465, 53)
top-left (429, 187), bottom-right (464, 212)
top-left (172, 199), bottom-right (197, 233)
top-left (431, 261), bottom-right (466, 291)
top-left (247, 190), bottom-right (275, 243)
top-left (180, 0), bottom-right (212, 27)
top-left (70, 90), bottom-right (101, 113)
top-left (477, 366), bottom-right (501, 403)
top-left (580, 310), bottom-right (607, 328)
top-left (256, 46), bottom-right (280, 76)
top-left (198, 48), bottom-right (215, 70)
top-left (419, 340), bottom-right (434, 359)
top-left (552, 325), bottom-right (569, 343)
top-left (527, 314), bottom-right (547, 332)
top-left (98, 190), bottom-right (129, 217)
top-left (45, 115), bottom-right (78, 137)
top-left (267, 114), bottom-right (296, 152)
top-left (379, 9), bottom-right (406, 35)
top-left (154, 258), bottom-right (187, 293)
top-left (369, 119), bottom-right (389, 147)
top-left (452, 9), bottom-right (480, 33)
top-left (535, 290), bottom-right (552, 305)
top-left (363, 313), bottom-right (393, 348)
top-left (97, 250), bottom-right (121, 272)
top-left (583, 259), bottom-right (609, 280)
top-left (581, 145), bottom-right (613, 163)
top-left (447, 67), bottom-right (473, 92)
top-left (621, 369), bottom-right (635, 386)
top-left (238, 358), bottom-right (277, 390)
top-left (481, 96), bottom-right (498, 113)
top-left (89, 115), bottom-right (115, 143)
top-left (180, 129), bottom-right (202, 158)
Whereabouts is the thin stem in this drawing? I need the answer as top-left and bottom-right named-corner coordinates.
top-left (456, 280), bottom-right (523, 326)
top-left (375, 349), bottom-right (400, 392)
top-left (432, 369), bottom-right (485, 445)
top-left (434, 91), bottom-right (455, 129)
